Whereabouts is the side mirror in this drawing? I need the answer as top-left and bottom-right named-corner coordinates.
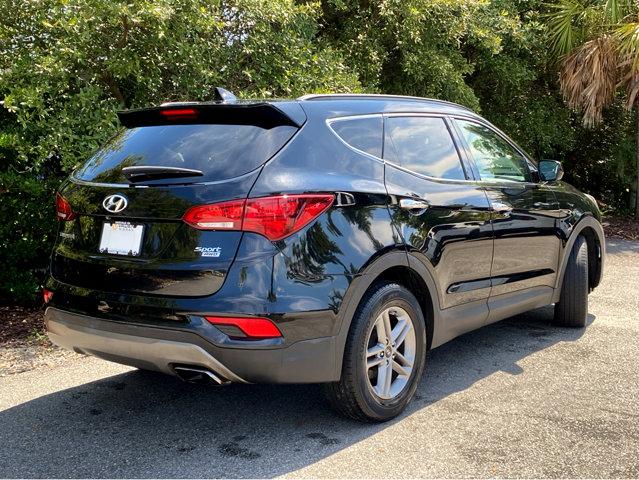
top-left (538, 159), bottom-right (564, 182)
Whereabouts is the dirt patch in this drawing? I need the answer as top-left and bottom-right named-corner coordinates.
top-left (603, 216), bottom-right (639, 240)
top-left (0, 305), bottom-right (82, 376)
top-left (0, 305), bottom-right (46, 344)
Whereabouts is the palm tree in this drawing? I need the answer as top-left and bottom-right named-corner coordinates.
top-left (547, 0), bottom-right (639, 218)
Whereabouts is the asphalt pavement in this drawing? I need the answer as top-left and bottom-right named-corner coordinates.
top-left (1, 238), bottom-right (638, 478)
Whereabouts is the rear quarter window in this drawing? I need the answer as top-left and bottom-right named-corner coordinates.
top-left (330, 116), bottom-right (383, 158)
top-left (74, 124), bottom-right (297, 185)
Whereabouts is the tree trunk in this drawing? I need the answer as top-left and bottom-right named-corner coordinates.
top-left (100, 71), bottom-right (126, 108)
top-left (636, 111), bottom-right (639, 220)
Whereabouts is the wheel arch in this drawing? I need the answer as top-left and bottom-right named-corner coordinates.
top-left (552, 215), bottom-right (605, 303)
top-left (331, 250), bottom-right (438, 379)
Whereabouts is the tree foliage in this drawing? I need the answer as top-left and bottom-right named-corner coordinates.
top-left (0, 0), bottom-right (359, 303)
top-left (545, 0), bottom-right (639, 219)
top-left (0, 0), bottom-right (360, 174)
top-left (0, 0), bottom-right (636, 303)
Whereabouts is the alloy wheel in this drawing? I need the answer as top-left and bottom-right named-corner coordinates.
top-left (364, 306), bottom-right (416, 400)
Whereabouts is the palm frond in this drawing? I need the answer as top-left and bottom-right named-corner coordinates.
top-left (559, 36), bottom-right (618, 126)
top-left (615, 21), bottom-right (639, 72)
top-left (617, 53), bottom-right (639, 108)
top-left (546, 0), bottom-right (588, 58)
top-left (604, 0), bottom-right (628, 24)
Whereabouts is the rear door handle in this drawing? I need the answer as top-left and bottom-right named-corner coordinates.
top-left (533, 202), bottom-right (554, 208)
top-left (399, 198), bottom-right (430, 211)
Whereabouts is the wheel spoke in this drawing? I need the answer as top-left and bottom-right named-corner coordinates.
top-left (367, 344), bottom-right (385, 369)
top-left (367, 356), bottom-right (385, 369)
top-left (375, 315), bottom-right (388, 344)
top-left (376, 361), bottom-right (393, 397)
top-left (383, 362), bottom-right (393, 396)
top-left (394, 350), bottom-right (413, 368)
top-left (367, 343), bottom-right (383, 357)
top-left (392, 360), bottom-right (410, 377)
top-left (382, 309), bottom-right (393, 344)
top-left (392, 319), bottom-right (410, 348)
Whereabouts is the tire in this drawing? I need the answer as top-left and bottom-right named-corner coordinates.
top-left (324, 281), bottom-right (427, 422)
top-left (554, 235), bottom-right (589, 327)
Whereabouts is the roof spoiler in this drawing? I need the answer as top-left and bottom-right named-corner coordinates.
top-left (118, 98), bottom-right (306, 129)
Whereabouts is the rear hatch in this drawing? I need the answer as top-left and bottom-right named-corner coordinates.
top-left (51, 102), bottom-right (304, 297)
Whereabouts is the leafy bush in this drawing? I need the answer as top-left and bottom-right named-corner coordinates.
top-left (0, 171), bottom-right (60, 304)
top-left (0, 0), bottom-right (360, 174)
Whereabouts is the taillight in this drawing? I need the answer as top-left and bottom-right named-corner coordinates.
top-left (243, 195), bottom-right (334, 241)
top-left (183, 200), bottom-right (245, 230)
top-left (159, 108), bottom-right (198, 121)
top-left (43, 288), bottom-right (53, 304)
top-left (55, 193), bottom-right (76, 221)
top-left (183, 194), bottom-right (334, 241)
top-left (205, 316), bottom-right (282, 339)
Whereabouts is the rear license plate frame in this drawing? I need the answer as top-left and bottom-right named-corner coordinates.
top-left (99, 221), bottom-right (144, 256)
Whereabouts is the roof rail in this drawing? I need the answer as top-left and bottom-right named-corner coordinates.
top-left (159, 101), bottom-right (200, 107)
top-left (297, 93), bottom-right (472, 111)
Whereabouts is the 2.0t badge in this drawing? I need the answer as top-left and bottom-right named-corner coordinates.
top-left (103, 194), bottom-right (128, 213)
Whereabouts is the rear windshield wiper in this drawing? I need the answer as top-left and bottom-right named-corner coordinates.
top-left (122, 166), bottom-right (204, 182)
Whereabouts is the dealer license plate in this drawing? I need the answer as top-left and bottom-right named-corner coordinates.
top-left (99, 221), bottom-right (144, 256)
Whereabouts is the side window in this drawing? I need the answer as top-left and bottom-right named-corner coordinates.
top-left (330, 116), bottom-right (383, 157)
top-left (456, 119), bottom-right (531, 182)
top-left (383, 116), bottom-right (466, 180)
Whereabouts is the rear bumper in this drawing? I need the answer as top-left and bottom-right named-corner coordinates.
top-left (45, 307), bottom-right (338, 384)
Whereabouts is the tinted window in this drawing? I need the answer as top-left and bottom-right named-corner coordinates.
top-left (331, 116), bottom-right (383, 157)
top-left (384, 116), bottom-right (465, 180)
top-left (74, 124), bottom-right (297, 184)
top-left (456, 120), bottom-right (531, 182)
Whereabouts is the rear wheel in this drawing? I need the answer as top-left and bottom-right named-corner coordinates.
top-left (324, 282), bottom-right (426, 422)
top-left (554, 235), bottom-right (589, 328)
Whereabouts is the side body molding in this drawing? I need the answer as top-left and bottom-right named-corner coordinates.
top-left (331, 244), bottom-right (495, 376)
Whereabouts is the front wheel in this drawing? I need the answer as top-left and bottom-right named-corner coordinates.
top-left (554, 235), bottom-right (589, 327)
top-left (324, 282), bottom-right (427, 422)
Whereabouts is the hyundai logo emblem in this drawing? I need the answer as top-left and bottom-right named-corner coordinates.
top-left (102, 194), bottom-right (128, 213)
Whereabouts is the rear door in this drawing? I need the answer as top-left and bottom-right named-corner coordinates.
top-left (383, 114), bottom-right (494, 336)
top-left (52, 103), bottom-right (302, 298)
top-left (452, 117), bottom-right (562, 320)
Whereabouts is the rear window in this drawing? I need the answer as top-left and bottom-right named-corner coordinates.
top-left (384, 116), bottom-right (466, 180)
top-left (74, 124), bottom-right (297, 184)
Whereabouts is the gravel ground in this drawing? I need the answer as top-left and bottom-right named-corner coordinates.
top-left (0, 341), bottom-right (79, 376)
top-left (0, 238), bottom-right (637, 478)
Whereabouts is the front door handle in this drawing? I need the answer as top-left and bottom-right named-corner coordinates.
top-left (491, 202), bottom-right (513, 214)
top-left (399, 198), bottom-right (430, 211)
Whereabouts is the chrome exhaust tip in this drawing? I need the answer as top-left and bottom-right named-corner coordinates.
top-left (173, 365), bottom-right (231, 386)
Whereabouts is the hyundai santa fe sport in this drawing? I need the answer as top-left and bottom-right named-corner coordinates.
top-left (44, 90), bottom-right (605, 422)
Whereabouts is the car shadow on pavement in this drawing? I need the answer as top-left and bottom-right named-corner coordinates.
top-left (0, 306), bottom-right (592, 478)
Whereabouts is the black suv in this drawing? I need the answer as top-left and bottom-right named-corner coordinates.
top-left (45, 91), bottom-right (605, 422)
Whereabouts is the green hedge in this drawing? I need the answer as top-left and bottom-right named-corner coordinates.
top-left (0, 171), bottom-right (59, 304)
